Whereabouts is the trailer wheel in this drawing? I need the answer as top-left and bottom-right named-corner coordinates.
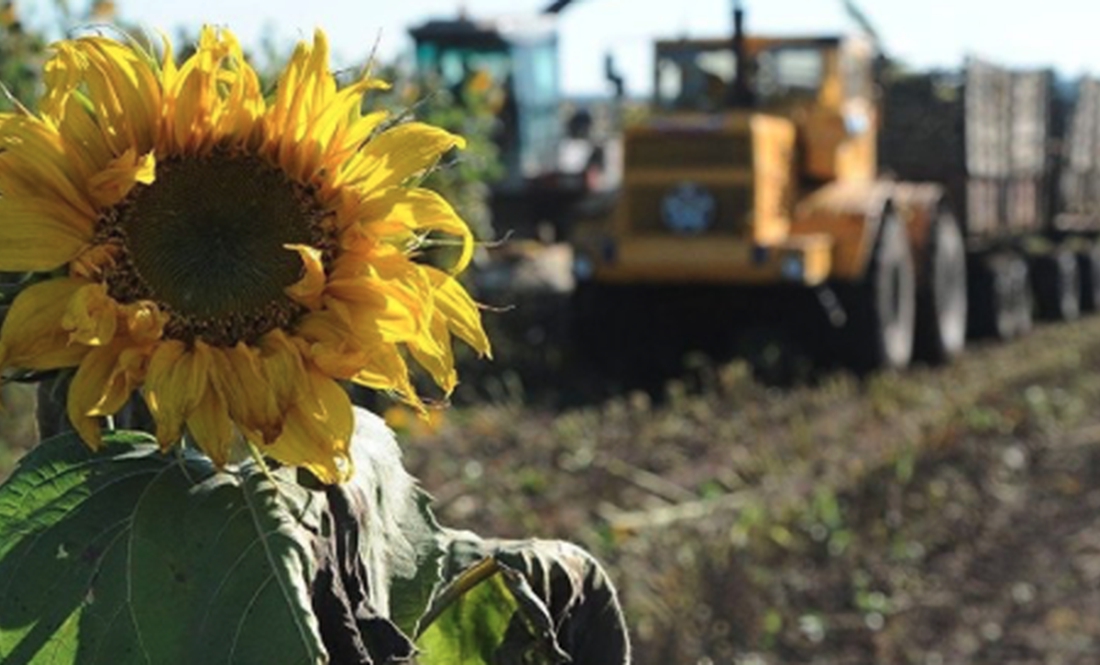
top-left (968, 253), bottom-right (1031, 340)
top-left (1076, 244), bottom-right (1100, 313)
top-left (840, 211), bottom-right (916, 371)
top-left (1031, 249), bottom-right (1080, 321)
top-left (1008, 256), bottom-right (1034, 336)
top-left (914, 211), bottom-right (967, 363)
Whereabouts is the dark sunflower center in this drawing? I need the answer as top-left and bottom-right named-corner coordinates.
top-left (103, 152), bottom-right (328, 346)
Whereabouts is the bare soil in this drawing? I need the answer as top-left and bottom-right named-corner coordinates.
top-left (396, 303), bottom-right (1100, 665)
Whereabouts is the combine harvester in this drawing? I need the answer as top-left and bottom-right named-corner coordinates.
top-left (409, 0), bottom-right (614, 242)
top-left (571, 4), bottom-right (1100, 374)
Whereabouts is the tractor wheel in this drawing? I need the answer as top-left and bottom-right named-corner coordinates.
top-left (914, 211), bottom-right (968, 363)
top-left (838, 211), bottom-right (916, 372)
top-left (1076, 244), bottom-right (1100, 313)
top-left (968, 253), bottom-right (1032, 340)
top-left (1031, 249), bottom-right (1080, 321)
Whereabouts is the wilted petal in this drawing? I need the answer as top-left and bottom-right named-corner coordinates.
top-left (265, 368), bottom-right (353, 484)
top-left (0, 278), bottom-right (91, 371)
top-left (143, 340), bottom-right (211, 450)
top-left (284, 243), bottom-right (326, 310)
top-left (62, 282), bottom-right (118, 347)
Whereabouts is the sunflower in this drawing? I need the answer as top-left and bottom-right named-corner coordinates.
top-left (0, 28), bottom-right (490, 483)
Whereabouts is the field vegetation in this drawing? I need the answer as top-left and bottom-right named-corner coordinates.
top-left (388, 291), bottom-right (1100, 664)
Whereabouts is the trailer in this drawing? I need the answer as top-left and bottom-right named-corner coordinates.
top-left (880, 62), bottom-right (1100, 337)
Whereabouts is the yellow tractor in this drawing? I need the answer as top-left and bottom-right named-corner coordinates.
top-left (571, 5), bottom-right (1096, 375)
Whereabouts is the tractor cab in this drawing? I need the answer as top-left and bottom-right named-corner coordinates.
top-left (651, 32), bottom-right (877, 185)
top-left (409, 15), bottom-right (562, 192)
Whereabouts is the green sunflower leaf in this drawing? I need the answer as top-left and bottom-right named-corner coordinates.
top-left (0, 430), bottom-right (327, 665)
top-left (0, 407), bottom-right (440, 665)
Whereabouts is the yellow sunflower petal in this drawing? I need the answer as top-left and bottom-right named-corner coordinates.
top-left (41, 87), bottom-right (115, 177)
top-left (39, 44), bottom-right (85, 123)
top-left (345, 187), bottom-right (474, 272)
top-left (61, 282), bottom-right (118, 347)
top-left (66, 344), bottom-right (118, 448)
top-left (257, 329), bottom-right (310, 412)
top-left (87, 149), bottom-right (156, 208)
top-left (0, 278), bottom-right (91, 371)
top-left (143, 340), bottom-right (211, 450)
top-left (161, 26), bottom-right (262, 154)
top-left (75, 37), bottom-right (163, 154)
top-left (0, 114), bottom-right (98, 219)
top-left (0, 197), bottom-right (92, 271)
top-left (162, 29), bottom-right (224, 153)
top-left (351, 345), bottom-right (420, 408)
top-left (70, 244), bottom-right (119, 281)
top-left (407, 312), bottom-right (458, 394)
top-left (284, 243), bottom-right (327, 310)
top-left (119, 301), bottom-right (169, 344)
top-left (425, 266), bottom-right (492, 358)
top-left (291, 77), bottom-right (390, 183)
top-left (309, 90), bottom-right (389, 176)
top-left (326, 248), bottom-right (435, 343)
top-left (264, 368), bottom-right (352, 484)
top-left (210, 33), bottom-right (265, 147)
top-left (295, 310), bottom-right (372, 379)
top-left (66, 339), bottom-right (148, 448)
top-left (210, 343), bottom-right (281, 444)
top-left (324, 289), bottom-right (423, 345)
top-left (157, 29), bottom-right (178, 85)
top-left (337, 122), bottom-right (465, 193)
top-left (266, 30), bottom-right (336, 176)
top-left (295, 312), bottom-right (418, 408)
top-left (185, 382), bottom-right (235, 468)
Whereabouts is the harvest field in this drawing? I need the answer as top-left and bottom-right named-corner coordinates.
top-left (393, 294), bottom-right (1100, 664)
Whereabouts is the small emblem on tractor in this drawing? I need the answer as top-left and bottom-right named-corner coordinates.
top-left (662, 182), bottom-right (716, 234)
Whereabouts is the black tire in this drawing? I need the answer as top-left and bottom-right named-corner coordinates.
top-left (914, 211), bottom-right (968, 363)
top-left (1077, 244), bottom-right (1100, 313)
top-left (838, 211), bottom-right (916, 371)
top-left (1031, 249), bottom-right (1080, 321)
top-left (1008, 256), bottom-right (1034, 336)
top-left (967, 253), bottom-right (1031, 340)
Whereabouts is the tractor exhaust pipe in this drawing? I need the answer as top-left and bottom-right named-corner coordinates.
top-left (730, 1), bottom-right (754, 107)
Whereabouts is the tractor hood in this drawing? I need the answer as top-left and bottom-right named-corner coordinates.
top-left (621, 111), bottom-right (796, 244)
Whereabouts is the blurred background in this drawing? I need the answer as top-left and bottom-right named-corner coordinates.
top-left (6, 1), bottom-right (1100, 663)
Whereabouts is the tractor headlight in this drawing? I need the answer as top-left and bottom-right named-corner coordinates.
top-left (573, 252), bottom-right (595, 281)
top-left (781, 254), bottom-right (804, 281)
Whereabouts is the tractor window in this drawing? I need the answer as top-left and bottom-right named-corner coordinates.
top-left (513, 41), bottom-right (558, 105)
top-left (754, 47), bottom-right (824, 104)
top-left (841, 48), bottom-right (871, 100)
top-left (415, 43), bottom-right (512, 94)
top-left (513, 41), bottom-right (561, 177)
top-left (656, 48), bottom-right (736, 112)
